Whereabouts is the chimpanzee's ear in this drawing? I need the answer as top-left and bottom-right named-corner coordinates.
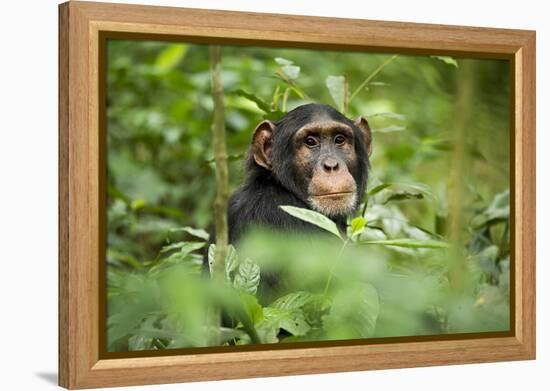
top-left (251, 120), bottom-right (276, 170)
top-left (354, 116), bottom-right (373, 157)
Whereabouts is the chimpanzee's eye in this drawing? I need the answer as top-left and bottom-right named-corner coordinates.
top-left (304, 136), bottom-right (318, 147)
top-left (334, 134), bottom-right (346, 145)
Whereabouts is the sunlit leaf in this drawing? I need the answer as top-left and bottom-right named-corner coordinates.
top-left (326, 75), bottom-right (347, 112)
top-left (280, 205), bottom-right (343, 240)
top-left (282, 65), bottom-right (300, 79)
top-left (431, 55), bottom-right (458, 68)
top-left (130, 198), bottom-right (146, 210)
top-left (350, 216), bottom-right (367, 237)
top-left (274, 57), bottom-right (293, 66)
top-left (155, 44), bottom-right (188, 73)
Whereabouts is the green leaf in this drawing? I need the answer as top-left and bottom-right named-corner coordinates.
top-left (325, 283), bottom-right (379, 338)
top-left (274, 57), bottom-right (293, 66)
top-left (238, 292), bottom-right (264, 325)
top-left (431, 55), bottom-right (458, 68)
top-left (326, 75), bottom-right (346, 112)
top-left (208, 244), bottom-right (239, 280)
top-left (233, 258), bottom-right (261, 295)
top-left (225, 245), bottom-right (239, 281)
top-left (234, 89), bottom-right (285, 118)
top-left (282, 65), bottom-right (300, 79)
top-left (155, 44), bottom-right (188, 73)
top-left (371, 182), bottom-right (435, 205)
top-left (219, 327), bottom-right (247, 343)
top-left (234, 89), bottom-right (272, 112)
top-left (130, 198), bottom-right (146, 210)
top-left (367, 183), bottom-right (392, 196)
top-left (280, 205), bottom-right (343, 240)
top-left (160, 241), bottom-right (205, 254)
top-left (350, 216), bottom-right (366, 237)
top-left (107, 249), bottom-right (143, 270)
top-left (268, 308), bottom-right (310, 336)
top-left (128, 334), bottom-right (153, 351)
top-left (472, 190), bottom-right (509, 228)
top-left (382, 190), bottom-right (424, 204)
top-left (257, 307), bottom-right (311, 341)
top-left (207, 244), bottom-right (216, 274)
top-left (360, 238), bottom-right (449, 249)
top-left (270, 291), bottom-right (315, 311)
top-left (169, 226), bottom-right (210, 241)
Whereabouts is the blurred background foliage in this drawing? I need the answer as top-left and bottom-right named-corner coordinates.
top-left (106, 40), bottom-right (510, 352)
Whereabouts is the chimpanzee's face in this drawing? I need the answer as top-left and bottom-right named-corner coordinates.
top-left (249, 104), bottom-right (372, 218)
top-left (293, 120), bottom-right (359, 216)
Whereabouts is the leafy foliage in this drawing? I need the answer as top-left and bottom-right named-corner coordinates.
top-left (106, 40), bottom-right (510, 351)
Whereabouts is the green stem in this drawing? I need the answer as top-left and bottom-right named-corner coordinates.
top-left (275, 70), bottom-right (310, 100)
top-left (209, 45), bottom-right (229, 278)
top-left (349, 54), bottom-right (398, 103)
top-left (207, 45), bottom-right (229, 346)
top-left (282, 88), bottom-right (290, 112)
top-left (323, 238), bottom-right (350, 296)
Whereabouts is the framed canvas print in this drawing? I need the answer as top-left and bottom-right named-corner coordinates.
top-left (58, 1), bottom-right (536, 389)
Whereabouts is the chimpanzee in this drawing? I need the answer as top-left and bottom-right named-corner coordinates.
top-left (227, 103), bottom-right (373, 243)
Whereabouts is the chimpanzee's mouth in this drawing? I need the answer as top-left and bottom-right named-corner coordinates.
top-left (313, 191), bottom-right (354, 198)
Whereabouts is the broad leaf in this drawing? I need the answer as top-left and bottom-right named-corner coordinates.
top-left (270, 291), bottom-right (316, 311)
top-left (233, 258), bottom-right (261, 295)
top-left (275, 57), bottom-right (300, 79)
top-left (325, 283), bottom-right (379, 338)
top-left (282, 65), bottom-right (300, 79)
top-left (326, 75), bottom-right (347, 112)
top-left (350, 216), bottom-right (367, 237)
top-left (208, 244), bottom-right (239, 280)
top-left (224, 245), bottom-right (239, 280)
top-left (257, 307), bottom-right (310, 342)
top-left (280, 205), bottom-right (343, 240)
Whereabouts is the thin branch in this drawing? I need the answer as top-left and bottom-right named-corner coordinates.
top-left (207, 45), bottom-right (229, 346)
top-left (209, 45), bottom-right (229, 279)
top-left (349, 54), bottom-right (398, 103)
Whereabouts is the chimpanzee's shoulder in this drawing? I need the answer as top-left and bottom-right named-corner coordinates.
top-left (227, 179), bottom-right (312, 240)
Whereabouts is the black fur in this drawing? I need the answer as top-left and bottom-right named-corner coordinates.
top-left (228, 103), bottom-right (370, 243)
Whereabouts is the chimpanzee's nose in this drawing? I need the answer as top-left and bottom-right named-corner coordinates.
top-left (323, 157), bottom-right (340, 172)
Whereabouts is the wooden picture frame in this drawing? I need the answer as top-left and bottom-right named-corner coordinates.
top-left (58, 1), bottom-right (536, 389)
